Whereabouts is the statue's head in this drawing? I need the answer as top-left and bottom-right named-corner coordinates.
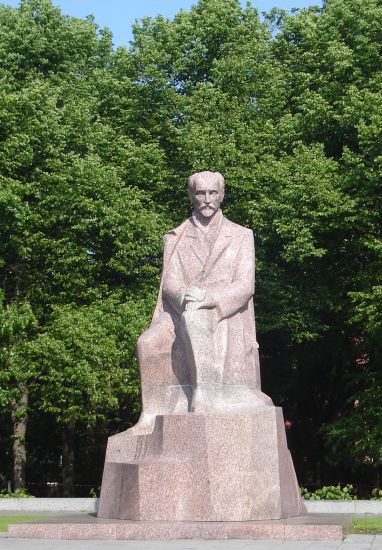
top-left (188, 171), bottom-right (225, 219)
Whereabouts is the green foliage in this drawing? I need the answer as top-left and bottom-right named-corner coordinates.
top-left (0, 488), bottom-right (34, 498)
top-left (266, 0), bottom-right (382, 477)
top-left (301, 484), bottom-right (357, 500)
top-left (0, 0), bottom-right (381, 493)
top-left (0, 0), bottom-right (167, 420)
top-left (0, 295), bottom-right (37, 409)
top-left (322, 385), bottom-right (382, 469)
top-left (89, 486), bottom-right (100, 498)
top-left (302, 486), bottom-right (382, 501)
top-left (371, 488), bottom-right (382, 501)
top-left (0, 0), bottom-right (168, 490)
top-left (24, 296), bottom-right (154, 424)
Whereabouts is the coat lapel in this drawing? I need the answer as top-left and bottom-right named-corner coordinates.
top-left (200, 218), bottom-right (234, 280)
top-left (175, 220), bottom-right (206, 286)
top-left (183, 222), bottom-right (207, 266)
top-left (174, 217), bottom-right (241, 284)
top-left (205, 236), bottom-right (232, 274)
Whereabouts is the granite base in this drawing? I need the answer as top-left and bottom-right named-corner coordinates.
top-left (98, 407), bottom-right (306, 521)
top-left (8, 514), bottom-right (347, 540)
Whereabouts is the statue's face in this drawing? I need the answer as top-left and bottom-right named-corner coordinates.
top-left (190, 176), bottom-right (224, 219)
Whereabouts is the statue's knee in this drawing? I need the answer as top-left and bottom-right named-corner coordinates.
top-left (137, 325), bottom-right (170, 360)
top-left (136, 330), bottom-right (152, 358)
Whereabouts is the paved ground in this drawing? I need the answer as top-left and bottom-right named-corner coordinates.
top-left (1, 533), bottom-right (382, 550)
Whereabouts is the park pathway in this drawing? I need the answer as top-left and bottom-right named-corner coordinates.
top-left (1, 533), bottom-right (382, 550)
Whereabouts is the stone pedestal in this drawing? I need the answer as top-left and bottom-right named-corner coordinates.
top-left (98, 406), bottom-right (306, 521)
top-left (8, 516), bottom-right (344, 540)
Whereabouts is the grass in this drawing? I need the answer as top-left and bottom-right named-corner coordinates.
top-left (352, 518), bottom-right (382, 534)
top-left (0, 515), bottom-right (46, 533)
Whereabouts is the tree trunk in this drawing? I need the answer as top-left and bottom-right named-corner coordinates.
top-left (62, 421), bottom-right (75, 497)
top-left (11, 383), bottom-right (29, 493)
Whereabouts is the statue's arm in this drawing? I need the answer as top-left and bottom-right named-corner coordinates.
top-left (162, 234), bottom-right (185, 313)
top-left (211, 229), bottom-right (255, 320)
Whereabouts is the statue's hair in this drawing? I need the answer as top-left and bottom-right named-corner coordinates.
top-left (188, 171), bottom-right (225, 193)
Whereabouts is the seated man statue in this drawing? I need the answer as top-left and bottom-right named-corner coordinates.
top-left (98, 171), bottom-right (305, 522)
top-left (134, 170), bottom-right (272, 433)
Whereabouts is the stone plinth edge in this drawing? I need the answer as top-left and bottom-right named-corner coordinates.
top-left (8, 520), bottom-right (343, 541)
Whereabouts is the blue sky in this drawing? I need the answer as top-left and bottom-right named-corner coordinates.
top-left (1, 0), bottom-right (320, 48)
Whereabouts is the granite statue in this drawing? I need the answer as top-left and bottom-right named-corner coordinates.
top-left (135, 170), bottom-right (271, 432)
top-left (98, 171), bottom-right (306, 522)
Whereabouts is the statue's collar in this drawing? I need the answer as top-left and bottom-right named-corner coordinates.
top-left (168, 212), bottom-right (233, 239)
top-left (188, 209), bottom-right (224, 237)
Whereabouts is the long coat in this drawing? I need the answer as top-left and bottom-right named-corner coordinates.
top-left (150, 215), bottom-right (261, 388)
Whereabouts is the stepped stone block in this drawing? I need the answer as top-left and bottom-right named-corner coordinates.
top-left (98, 407), bottom-right (306, 521)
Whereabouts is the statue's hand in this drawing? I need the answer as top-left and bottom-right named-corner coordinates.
top-left (183, 287), bottom-right (206, 303)
top-left (176, 286), bottom-right (205, 309)
top-left (191, 290), bottom-right (217, 311)
top-left (176, 288), bottom-right (187, 308)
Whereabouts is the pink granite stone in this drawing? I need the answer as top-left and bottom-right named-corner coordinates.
top-left (98, 408), bottom-right (306, 521)
top-left (7, 518), bottom-right (344, 541)
top-left (116, 522), bottom-right (229, 540)
top-left (8, 524), bottom-right (64, 539)
top-left (229, 523), bottom-right (285, 539)
top-left (98, 171), bottom-right (306, 523)
top-left (61, 524), bottom-right (117, 540)
top-left (284, 524), bottom-right (343, 541)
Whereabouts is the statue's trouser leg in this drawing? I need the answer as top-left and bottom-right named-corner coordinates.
top-left (181, 308), bottom-right (227, 412)
top-left (135, 313), bottom-right (189, 432)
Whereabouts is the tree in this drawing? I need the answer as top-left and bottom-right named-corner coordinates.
top-left (1, 0), bottom-right (380, 492)
top-left (0, 294), bottom-right (37, 491)
top-left (23, 298), bottom-right (148, 494)
top-left (0, 0), bottom-right (167, 492)
top-left (271, 0), bottom-right (382, 481)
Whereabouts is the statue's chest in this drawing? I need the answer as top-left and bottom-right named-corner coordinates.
top-left (176, 236), bottom-right (240, 285)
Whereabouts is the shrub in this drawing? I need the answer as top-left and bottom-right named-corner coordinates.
top-left (301, 484), bottom-right (357, 500)
top-left (0, 489), bottom-right (34, 498)
top-left (371, 488), bottom-right (382, 500)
